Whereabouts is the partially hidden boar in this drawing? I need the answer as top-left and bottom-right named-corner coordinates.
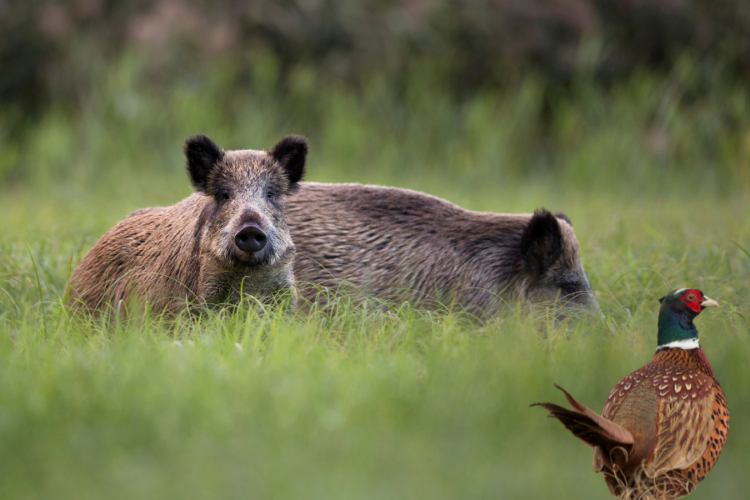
top-left (69, 134), bottom-right (308, 316)
top-left (286, 183), bottom-right (598, 319)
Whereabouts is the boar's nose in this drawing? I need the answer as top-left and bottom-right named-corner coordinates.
top-left (235, 224), bottom-right (267, 253)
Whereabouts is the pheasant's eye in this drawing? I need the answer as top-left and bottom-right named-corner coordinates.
top-left (686, 292), bottom-right (696, 301)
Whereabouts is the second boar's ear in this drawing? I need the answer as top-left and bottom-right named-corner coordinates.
top-left (520, 209), bottom-right (564, 276)
top-left (269, 135), bottom-right (308, 192)
top-left (554, 212), bottom-right (572, 226)
top-left (185, 134), bottom-right (224, 192)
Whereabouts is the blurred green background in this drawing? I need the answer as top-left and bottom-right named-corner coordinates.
top-left (1, 1), bottom-right (749, 499)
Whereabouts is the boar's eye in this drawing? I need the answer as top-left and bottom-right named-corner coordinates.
top-left (266, 191), bottom-right (277, 201)
top-left (222, 192), bottom-right (231, 201)
top-left (560, 283), bottom-right (579, 295)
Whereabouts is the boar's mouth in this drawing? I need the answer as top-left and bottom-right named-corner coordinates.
top-left (557, 290), bottom-right (601, 318)
top-left (228, 242), bottom-right (294, 269)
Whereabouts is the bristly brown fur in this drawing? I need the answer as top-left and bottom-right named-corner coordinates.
top-left (286, 182), bottom-right (598, 319)
top-left (68, 135), bottom-right (309, 317)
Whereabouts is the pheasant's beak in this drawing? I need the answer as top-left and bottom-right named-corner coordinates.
top-left (700, 297), bottom-right (719, 309)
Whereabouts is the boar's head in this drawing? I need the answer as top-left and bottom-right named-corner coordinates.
top-left (185, 134), bottom-right (307, 270)
top-left (518, 209), bottom-right (599, 315)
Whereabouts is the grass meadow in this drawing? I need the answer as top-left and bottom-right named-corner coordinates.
top-left (1, 59), bottom-right (750, 499)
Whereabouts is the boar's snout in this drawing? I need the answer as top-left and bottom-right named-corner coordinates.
top-left (235, 224), bottom-right (268, 253)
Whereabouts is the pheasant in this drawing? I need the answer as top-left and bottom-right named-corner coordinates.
top-left (534, 288), bottom-right (728, 499)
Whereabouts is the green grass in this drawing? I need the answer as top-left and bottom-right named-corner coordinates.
top-left (1, 60), bottom-right (750, 499)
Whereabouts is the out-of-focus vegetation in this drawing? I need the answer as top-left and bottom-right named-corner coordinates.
top-left (1, 2), bottom-right (750, 499)
top-left (1, 0), bottom-right (750, 194)
top-left (3, 52), bottom-right (750, 198)
top-left (4, 0), bottom-right (750, 109)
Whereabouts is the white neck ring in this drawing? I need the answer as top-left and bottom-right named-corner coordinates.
top-left (656, 338), bottom-right (700, 351)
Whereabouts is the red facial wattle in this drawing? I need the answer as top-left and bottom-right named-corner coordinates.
top-left (679, 289), bottom-right (702, 313)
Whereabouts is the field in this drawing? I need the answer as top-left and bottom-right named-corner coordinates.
top-left (1, 62), bottom-right (749, 499)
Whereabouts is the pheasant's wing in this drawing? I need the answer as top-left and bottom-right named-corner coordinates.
top-left (651, 374), bottom-right (715, 473)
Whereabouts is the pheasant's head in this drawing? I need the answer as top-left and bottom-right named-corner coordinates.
top-left (656, 288), bottom-right (718, 350)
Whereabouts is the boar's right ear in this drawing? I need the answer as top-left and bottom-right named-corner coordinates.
top-left (269, 135), bottom-right (308, 192)
top-left (185, 135), bottom-right (224, 192)
top-left (554, 212), bottom-right (572, 226)
top-left (520, 209), bottom-right (563, 276)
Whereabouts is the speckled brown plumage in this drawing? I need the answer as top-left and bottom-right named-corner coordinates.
top-left (594, 347), bottom-right (729, 498)
top-left (534, 289), bottom-right (728, 499)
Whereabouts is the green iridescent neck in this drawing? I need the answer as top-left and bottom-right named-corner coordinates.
top-left (657, 307), bottom-right (699, 349)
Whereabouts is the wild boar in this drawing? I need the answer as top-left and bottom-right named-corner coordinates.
top-left (68, 134), bottom-right (308, 316)
top-left (286, 182), bottom-right (598, 319)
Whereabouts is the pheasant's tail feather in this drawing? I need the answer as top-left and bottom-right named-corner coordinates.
top-left (532, 385), bottom-right (634, 448)
top-left (555, 383), bottom-right (589, 414)
top-left (532, 402), bottom-right (618, 449)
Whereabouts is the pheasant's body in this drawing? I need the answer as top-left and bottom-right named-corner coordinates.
top-left (535, 288), bottom-right (729, 499)
top-left (594, 347), bottom-right (729, 498)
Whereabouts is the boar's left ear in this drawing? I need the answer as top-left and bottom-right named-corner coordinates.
top-left (269, 135), bottom-right (308, 192)
top-left (520, 209), bottom-right (563, 276)
top-left (185, 135), bottom-right (224, 193)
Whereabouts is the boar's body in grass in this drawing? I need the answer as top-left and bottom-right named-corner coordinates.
top-left (286, 183), bottom-right (598, 319)
top-left (69, 134), bottom-right (308, 316)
